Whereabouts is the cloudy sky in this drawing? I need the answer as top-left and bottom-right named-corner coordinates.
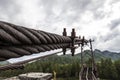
top-left (0, 0), bottom-right (120, 54)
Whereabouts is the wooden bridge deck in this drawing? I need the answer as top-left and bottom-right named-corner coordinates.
top-left (79, 67), bottom-right (97, 80)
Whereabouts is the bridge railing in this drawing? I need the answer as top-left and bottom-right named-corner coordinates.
top-left (79, 67), bottom-right (98, 80)
top-left (92, 71), bottom-right (97, 80)
top-left (86, 68), bottom-right (89, 80)
top-left (79, 67), bottom-right (84, 80)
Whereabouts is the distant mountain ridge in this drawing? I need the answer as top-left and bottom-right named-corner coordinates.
top-left (94, 49), bottom-right (120, 60)
top-left (75, 49), bottom-right (120, 60)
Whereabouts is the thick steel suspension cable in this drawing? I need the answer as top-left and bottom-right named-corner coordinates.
top-left (0, 21), bottom-right (72, 61)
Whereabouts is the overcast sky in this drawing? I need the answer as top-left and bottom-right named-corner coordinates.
top-left (0, 0), bottom-right (120, 54)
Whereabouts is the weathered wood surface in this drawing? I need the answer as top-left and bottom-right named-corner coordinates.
top-left (18, 72), bottom-right (52, 80)
top-left (3, 72), bottom-right (52, 80)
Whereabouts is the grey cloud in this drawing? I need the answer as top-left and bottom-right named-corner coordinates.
top-left (105, 35), bottom-right (120, 52)
top-left (65, 0), bottom-right (91, 11)
top-left (0, 0), bottom-right (13, 8)
top-left (103, 31), bottom-right (119, 42)
top-left (93, 10), bottom-right (106, 20)
top-left (95, 31), bottom-right (120, 52)
top-left (39, 0), bottom-right (56, 16)
top-left (109, 18), bottom-right (120, 30)
top-left (0, 0), bottom-right (107, 27)
top-left (38, 0), bottom-right (105, 26)
top-left (0, 0), bottom-right (21, 22)
top-left (110, 0), bottom-right (120, 4)
top-left (98, 28), bottom-right (120, 52)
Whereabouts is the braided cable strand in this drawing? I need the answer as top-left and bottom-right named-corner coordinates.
top-left (0, 21), bottom-right (71, 45)
top-left (0, 21), bottom-right (72, 61)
